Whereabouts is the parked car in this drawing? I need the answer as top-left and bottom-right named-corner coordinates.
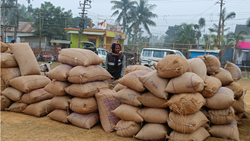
top-left (81, 41), bottom-right (98, 54)
top-left (140, 48), bottom-right (186, 68)
top-left (97, 48), bottom-right (109, 67)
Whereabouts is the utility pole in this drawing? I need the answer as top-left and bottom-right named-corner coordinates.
top-left (13, 0), bottom-right (18, 41)
top-left (215, 0), bottom-right (224, 49)
top-left (78, 0), bottom-right (92, 48)
top-left (39, 11), bottom-right (42, 53)
top-left (2, 0), bottom-right (6, 42)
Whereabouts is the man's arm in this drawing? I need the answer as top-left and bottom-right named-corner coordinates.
top-left (105, 54), bottom-right (108, 70)
top-left (121, 55), bottom-right (126, 77)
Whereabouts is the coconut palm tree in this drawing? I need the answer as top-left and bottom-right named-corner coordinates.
top-left (220, 8), bottom-right (236, 37)
top-left (111, 0), bottom-right (137, 33)
top-left (194, 17), bottom-right (206, 48)
top-left (175, 23), bottom-right (196, 45)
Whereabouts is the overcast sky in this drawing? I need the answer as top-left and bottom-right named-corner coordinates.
top-left (18, 0), bottom-right (250, 36)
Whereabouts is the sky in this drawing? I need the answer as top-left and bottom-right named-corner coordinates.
top-left (18, 0), bottom-right (250, 37)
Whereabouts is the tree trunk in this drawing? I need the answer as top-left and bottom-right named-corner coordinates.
top-left (123, 14), bottom-right (126, 33)
top-left (197, 37), bottom-right (199, 49)
top-left (132, 25), bottom-right (139, 51)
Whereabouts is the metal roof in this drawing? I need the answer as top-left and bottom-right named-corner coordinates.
top-left (67, 31), bottom-right (105, 35)
top-left (5, 22), bottom-right (34, 33)
top-left (50, 40), bottom-right (72, 44)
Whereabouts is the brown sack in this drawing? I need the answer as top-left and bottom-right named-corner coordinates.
top-left (167, 92), bottom-right (206, 115)
top-left (44, 80), bottom-right (71, 96)
top-left (206, 87), bottom-right (235, 110)
top-left (138, 70), bottom-right (169, 99)
top-left (137, 92), bottom-right (168, 108)
top-left (22, 99), bottom-right (55, 117)
top-left (0, 53), bottom-right (18, 68)
top-left (165, 72), bottom-right (204, 94)
top-left (209, 119), bottom-right (240, 141)
top-left (212, 68), bottom-right (234, 86)
top-left (168, 127), bottom-right (210, 141)
top-left (1, 42), bottom-right (9, 52)
top-left (200, 76), bottom-right (222, 98)
top-left (117, 70), bottom-right (149, 92)
top-left (113, 83), bottom-right (126, 92)
top-left (1, 78), bottom-right (6, 92)
top-left (50, 95), bottom-right (71, 110)
top-left (114, 120), bottom-right (141, 137)
top-left (187, 58), bottom-right (207, 81)
top-left (4, 48), bottom-right (12, 54)
top-left (95, 89), bottom-right (120, 133)
top-left (124, 65), bottom-right (153, 75)
top-left (197, 55), bottom-right (220, 75)
top-left (1, 95), bottom-right (12, 111)
top-left (68, 65), bottom-right (112, 84)
top-left (45, 64), bottom-right (73, 81)
top-left (67, 112), bottom-right (99, 129)
top-left (9, 43), bottom-right (40, 76)
top-left (135, 123), bottom-right (171, 140)
top-left (137, 108), bottom-right (169, 123)
top-left (112, 104), bottom-right (143, 122)
top-left (47, 109), bottom-right (69, 123)
top-left (225, 82), bottom-right (243, 99)
top-left (69, 97), bottom-right (98, 114)
top-left (19, 89), bottom-right (54, 104)
top-left (232, 91), bottom-right (246, 113)
top-left (9, 75), bottom-right (51, 93)
top-left (5, 102), bottom-right (28, 113)
top-left (224, 61), bottom-right (242, 81)
top-left (168, 111), bottom-right (209, 134)
top-left (65, 81), bottom-right (109, 98)
top-left (1, 68), bottom-right (21, 86)
top-left (208, 107), bottom-right (235, 125)
top-left (155, 54), bottom-right (189, 78)
top-left (113, 88), bottom-right (141, 107)
top-left (58, 48), bottom-right (104, 66)
top-left (2, 87), bottom-right (23, 101)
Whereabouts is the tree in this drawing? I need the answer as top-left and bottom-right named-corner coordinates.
top-left (247, 18), bottom-right (250, 28)
top-left (18, 4), bottom-right (34, 22)
top-left (194, 17), bottom-right (205, 48)
top-left (221, 8), bottom-right (236, 37)
top-left (164, 25), bottom-right (181, 44)
top-left (111, 0), bottom-right (137, 33)
top-left (71, 16), bottom-right (95, 29)
top-left (175, 23), bottom-right (196, 45)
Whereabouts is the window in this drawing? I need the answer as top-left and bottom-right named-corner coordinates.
top-left (153, 51), bottom-right (165, 58)
top-left (142, 50), bottom-right (152, 57)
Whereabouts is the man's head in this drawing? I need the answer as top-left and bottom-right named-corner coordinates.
top-left (111, 43), bottom-right (121, 53)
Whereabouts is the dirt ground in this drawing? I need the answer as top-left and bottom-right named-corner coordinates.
top-left (1, 77), bottom-right (250, 141)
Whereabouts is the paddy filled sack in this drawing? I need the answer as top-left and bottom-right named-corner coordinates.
top-left (2, 87), bottom-right (23, 101)
top-left (50, 95), bottom-right (71, 110)
top-left (1, 42), bottom-right (9, 52)
top-left (124, 65), bottom-right (153, 75)
top-left (200, 76), bottom-right (222, 98)
top-left (18, 89), bottom-right (54, 104)
top-left (5, 102), bottom-right (28, 113)
top-left (113, 88), bottom-right (141, 107)
top-left (137, 108), bottom-right (169, 123)
top-left (0, 53), bottom-right (18, 68)
top-left (48, 109), bottom-right (69, 123)
top-left (137, 92), bottom-right (168, 108)
top-left (224, 61), bottom-right (242, 81)
top-left (197, 55), bottom-right (220, 75)
top-left (225, 81), bottom-right (243, 99)
top-left (114, 120), bottom-right (141, 137)
top-left (208, 107), bottom-right (235, 125)
top-left (44, 80), bottom-right (71, 96)
top-left (1, 78), bottom-right (6, 91)
top-left (211, 68), bottom-right (234, 86)
top-left (46, 64), bottom-right (73, 81)
top-left (113, 83), bottom-right (126, 92)
top-left (58, 48), bottom-right (104, 67)
top-left (69, 97), bottom-right (98, 114)
top-left (1, 95), bottom-right (12, 111)
top-left (232, 91), bottom-right (246, 113)
top-left (187, 58), bottom-right (207, 81)
top-left (1, 68), bottom-right (21, 86)
top-left (67, 112), bottom-right (99, 129)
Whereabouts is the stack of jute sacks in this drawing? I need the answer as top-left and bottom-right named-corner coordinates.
top-left (1, 43), bottom-right (53, 117)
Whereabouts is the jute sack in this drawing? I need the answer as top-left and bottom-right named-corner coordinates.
top-left (112, 104), bottom-right (143, 122)
top-left (165, 72), bottom-right (204, 94)
top-left (1, 78), bottom-right (7, 91)
top-left (44, 80), bottom-right (71, 96)
top-left (224, 61), bottom-right (242, 81)
top-left (124, 65), bottom-right (153, 75)
top-left (46, 64), bottom-right (73, 81)
top-left (22, 99), bottom-right (55, 117)
top-left (167, 92), bottom-right (206, 115)
top-left (232, 91), bottom-right (246, 113)
top-left (1, 42), bottom-right (9, 52)
top-left (225, 82), bottom-right (243, 99)
top-left (137, 92), bottom-right (168, 108)
top-left (197, 55), bottom-right (220, 75)
top-left (1, 95), bottom-right (12, 111)
top-left (9, 43), bottom-right (40, 76)
top-left (1, 68), bottom-right (21, 86)
top-left (211, 68), bottom-right (234, 86)
top-left (114, 120), bottom-right (141, 137)
top-left (113, 83), bottom-right (126, 92)
top-left (209, 119), bottom-right (240, 141)
top-left (206, 87), bottom-right (235, 110)
top-left (168, 111), bottom-right (209, 133)
top-left (18, 89), bottom-right (54, 104)
top-left (58, 48), bottom-right (104, 66)
top-left (200, 106), bottom-right (209, 118)
top-left (113, 88), bottom-right (141, 107)
top-left (117, 70), bottom-right (149, 92)
top-left (50, 95), bottom-right (71, 110)
top-left (187, 58), bottom-right (207, 81)
top-left (69, 97), bottom-right (98, 114)
top-left (47, 109), bottom-right (69, 123)
top-left (67, 112), bottom-right (99, 129)
top-left (2, 87), bottom-right (23, 101)
top-left (4, 48), bottom-right (12, 54)
top-left (200, 76), bottom-right (222, 98)
top-left (208, 107), bottom-right (235, 125)
top-left (95, 88), bottom-right (120, 133)
top-left (68, 65), bottom-right (112, 84)
top-left (138, 70), bottom-right (169, 99)
top-left (9, 75), bottom-right (51, 93)
top-left (154, 54), bottom-right (189, 78)
top-left (137, 108), bottom-right (169, 123)
top-left (135, 123), bottom-right (171, 140)
top-left (5, 102), bottom-right (28, 113)
top-left (168, 127), bottom-right (210, 141)
top-left (65, 81), bottom-right (109, 98)
top-left (1, 53), bottom-right (18, 68)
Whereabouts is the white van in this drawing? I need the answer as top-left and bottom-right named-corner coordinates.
top-left (140, 48), bottom-right (186, 67)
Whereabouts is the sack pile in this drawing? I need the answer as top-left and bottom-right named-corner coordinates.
top-left (1, 43), bottom-right (53, 117)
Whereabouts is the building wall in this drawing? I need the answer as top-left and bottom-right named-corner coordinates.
top-left (4, 32), bottom-right (33, 43)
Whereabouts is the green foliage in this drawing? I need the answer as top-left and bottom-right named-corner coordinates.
top-left (247, 18), bottom-right (250, 28)
top-left (71, 16), bottom-right (95, 29)
top-left (175, 23), bottom-right (196, 45)
top-left (164, 25), bottom-right (181, 44)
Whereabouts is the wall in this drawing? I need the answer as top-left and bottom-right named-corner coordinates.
top-left (70, 34), bottom-right (88, 48)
